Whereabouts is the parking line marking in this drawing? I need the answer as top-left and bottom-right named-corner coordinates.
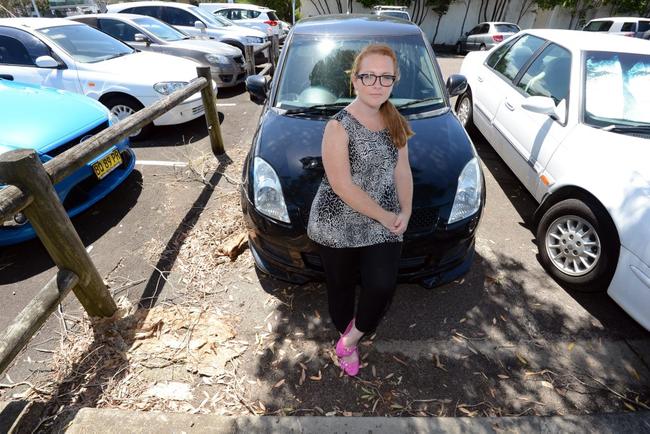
top-left (136, 160), bottom-right (188, 167)
top-left (216, 103), bottom-right (237, 107)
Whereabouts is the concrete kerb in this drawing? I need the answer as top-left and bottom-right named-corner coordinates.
top-left (45, 408), bottom-right (650, 434)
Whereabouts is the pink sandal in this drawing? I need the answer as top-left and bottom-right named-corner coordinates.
top-left (336, 319), bottom-right (360, 376)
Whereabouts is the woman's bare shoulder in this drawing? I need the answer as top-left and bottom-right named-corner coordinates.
top-left (324, 119), bottom-right (348, 142)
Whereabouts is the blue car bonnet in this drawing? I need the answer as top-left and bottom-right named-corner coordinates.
top-left (0, 80), bottom-right (108, 155)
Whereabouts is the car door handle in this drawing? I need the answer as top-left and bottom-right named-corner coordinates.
top-left (504, 100), bottom-right (515, 111)
top-left (477, 75), bottom-right (484, 83)
top-left (0, 74), bottom-right (13, 81)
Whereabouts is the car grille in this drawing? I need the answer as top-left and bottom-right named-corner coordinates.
top-left (233, 55), bottom-right (244, 65)
top-left (406, 207), bottom-right (439, 234)
top-left (44, 121), bottom-right (110, 159)
top-left (192, 105), bottom-right (205, 115)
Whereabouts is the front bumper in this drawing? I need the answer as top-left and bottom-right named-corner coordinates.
top-left (0, 140), bottom-right (135, 246)
top-left (242, 191), bottom-right (481, 289)
top-left (608, 245), bottom-right (650, 331)
top-left (145, 94), bottom-right (205, 126)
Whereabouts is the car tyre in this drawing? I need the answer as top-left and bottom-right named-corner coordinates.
top-left (455, 42), bottom-right (464, 55)
top-left (455, 91), bottom-right (474, 131)
top-left (103, 95), bottom-right (152, 140)
top-left (536, 198), bottom-right (619, 293)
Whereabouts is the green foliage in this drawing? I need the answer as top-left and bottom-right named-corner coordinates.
top-left (0, 0), bottom-right (49, 17)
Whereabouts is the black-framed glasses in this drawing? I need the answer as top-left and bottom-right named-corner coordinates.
top-left (356, 73), bottom-right (396, 87)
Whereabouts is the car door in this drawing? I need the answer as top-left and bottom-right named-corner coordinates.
top-left (475, 24), bottom-right (490, 50)
top-left (0, 26), bottom-right (81, 93)
top-left (491, 42), bottom-right (573, 199)
top-left (465, 25), bottom-right (481, 50)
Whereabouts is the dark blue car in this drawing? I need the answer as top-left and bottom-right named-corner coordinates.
top-left (0, 80), bottom-right (135, 246)
top-left (242, 15), bottom-right (485, 288)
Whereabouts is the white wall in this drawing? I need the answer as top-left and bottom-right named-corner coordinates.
top-left (300, 0), bottom-right (626, 45)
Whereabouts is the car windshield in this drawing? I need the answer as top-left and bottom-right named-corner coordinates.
top-left (39, 24), bottom-right (134, 63)
top-left (583, 50), bottom-right (650, 128)
top-left (583, 21), bottom-right (612, 32)
top-left (190, 6), bottom-right (230, 27)
top-left (133, 16), bottom-right (187, 41)
top-left (381, 11), bottom-right (409, 20)
top-left (495, 24), bottom-right (519, 33)
top-left (275, 34), bottom-right (444, 113)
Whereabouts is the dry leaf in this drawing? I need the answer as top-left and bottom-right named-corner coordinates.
top-left (434, 354), bottom-right (447, 371)
top-left (273, 379), bottom-right (285, 388)
top-left (372, 365), bottom-right (377, 377)
top-left (626, 366), bottom-right (641, 381)
top-left (310, 370), bottom-right (322, 381)
top-left (567, 342), bottom-right (575, 351)
top-left (497, 374), bottom-right (510, 379)
top-left (299, 369), bottom-right (306, 385)
top-left (392, 355), bottom-right (408, 366)
top-left (624, 402), bottom-right (635, 411)
top-left (540, 380), bottom-right (554, 389)
top-left (516, 353), bottom-right (528, 365)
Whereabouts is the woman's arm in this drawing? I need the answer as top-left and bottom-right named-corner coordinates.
top-left (392, 143), bottom-right (413, 235)
top-left (322, 120), bottom-right (396, 229)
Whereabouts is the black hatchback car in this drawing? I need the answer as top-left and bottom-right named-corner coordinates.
top-left (242, 14), bottom-right (485, 288)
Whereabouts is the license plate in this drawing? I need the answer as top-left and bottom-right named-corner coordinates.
top-left (92, 149), bottom-right (122, 180)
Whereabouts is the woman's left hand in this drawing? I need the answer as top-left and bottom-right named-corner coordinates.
top-left (391, 211), bottom-right (411, 235)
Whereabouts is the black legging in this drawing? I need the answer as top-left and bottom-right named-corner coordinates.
top-left (317, 242), bottom-right (402, 334)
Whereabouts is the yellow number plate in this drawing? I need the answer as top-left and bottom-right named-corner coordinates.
top-left (92, 149), bottom-right (122, 180)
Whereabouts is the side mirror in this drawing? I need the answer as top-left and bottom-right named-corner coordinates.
top-left (35, 55), bottom-right (61, 68)
top-left (446, 74), bottom-right (467, 97)
top-left (134, 33), bottom-right (151, 45)
top-left (521, 96), bottom-right (560, 120)
top-left (246, 74), bottom-right (268, 105)
top-left (195, 20), bottom-right (206, 30)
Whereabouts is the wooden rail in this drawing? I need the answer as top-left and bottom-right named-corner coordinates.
top-left (0, 66), bottom-right (226, 374)
top-left (244, 34), bottom-right (281, 77)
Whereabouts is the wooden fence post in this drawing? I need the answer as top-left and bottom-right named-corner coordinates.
top-left (270, 35), bottom-right (278, 74)
top-left (0, 150), bottom-right (117, 318)
top-left (196, 67), bottom-right (225, 156)
top-left (245, 45), bottom-right (255, 76)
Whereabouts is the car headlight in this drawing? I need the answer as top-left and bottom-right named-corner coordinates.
top-left (246, 36), bottom-right (263, 44)
top-left (448, 157), bottom-right (482, 224)
top-left (253, 156), bottom-right (290, 223)
top-left (205, 53), bottom-right (229, 65)
top-left (153, 81), bottom-right (188, 95)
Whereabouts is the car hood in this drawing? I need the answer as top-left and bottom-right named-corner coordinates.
top-left (0, 80), bottom-right (107, 154)
top-left (166, 38), bottom-right (242, 56)
top-left (253, 108), bottom-right (476, 224)
top-left (77, 51), bottom-right (201, 82)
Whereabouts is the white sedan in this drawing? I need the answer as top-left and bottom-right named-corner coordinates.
top-left (457, 29), bottom-right (650, 330)
top-left (0, 18), bottom-right (208, 139)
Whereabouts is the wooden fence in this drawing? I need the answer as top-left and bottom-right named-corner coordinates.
top-left (0, 35), bottom-right (280, 374)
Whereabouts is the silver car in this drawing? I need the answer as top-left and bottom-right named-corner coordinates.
top-left (70, 14), bottom-right (247, 87)
top-left (456, 22), bottom-right (520, 54)
top-left (107, 1), bottom-right (268, 56)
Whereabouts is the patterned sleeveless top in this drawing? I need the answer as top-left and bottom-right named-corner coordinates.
top-left (307, 108), bottom-right (402, 248)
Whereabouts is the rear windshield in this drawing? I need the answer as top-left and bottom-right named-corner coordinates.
top-left (494, 24), bottom-right (520, 33)
top-left (381, 11), bottom-right (410, 20)
top-left (267, 11), bottom-right (279, 21)
top-left (584, 21), bottom-right (612, 32)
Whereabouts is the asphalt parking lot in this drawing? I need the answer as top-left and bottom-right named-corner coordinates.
top-left (1, 54), bottom-right (649, 420)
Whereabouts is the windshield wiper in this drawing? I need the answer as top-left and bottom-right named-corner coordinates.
top-left (281, 103), bottom-right (347, 115)
top-left (602, 124), bottom-right (650, 134)
top-left (395, 97), bottom-right (443, 109)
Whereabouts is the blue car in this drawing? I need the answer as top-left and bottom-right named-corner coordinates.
top-left (0, 79), bottom-right (135, 246)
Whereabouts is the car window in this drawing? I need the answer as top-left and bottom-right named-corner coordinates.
top-left (492, 34), bottom-right (545, 81)
top-left (583, 20), bottom-right (612, 32)
top-left (266, 11), bottom-right (278, 20)
top-left (485, 37), bottom-right (517, 68)
top-left (161, 7), bottom-right (198, 27)
top-left (123, 6), bottom-right (160, 17)
top-left (133, 17), bottom-right (186, 41)
top-left (0, 27), bottom-right (50, 66)
top-left (98, 19), bottom-right (140, 42)
top-left (517, 43), bottom-right (571, 106)
top-left (495, 24), bottom-right (520, 33)
top-left (275, 34), bottom-right (444, 113)
top-left (468, 25), bottom-right (480, 36)
top-left (478, 24), bottom-right (490, 33)
top-left (214, 10), bottom-right (229, 18)
top-left (39, 24), bottom-right (133, 63)
top-left (639, 21), bottom-right (650, 32)
top-left (583, 50), bottom-right (650, 127)
top-left (230, 9), bottom-right (244, 20)
top-left (621, 22), bottom-right (637, 32)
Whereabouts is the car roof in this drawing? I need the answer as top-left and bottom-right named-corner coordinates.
top-left (588, 16), bottom-right (650, 22)
top-left (295, 14), bottom-right (421, 36)
top-left (68, 13), bottom-right (155, 22)
top-left (0, 17), bottom-right (79, 30)
top-left (201, 3), bottom-right (274, 11)
top-left (523, 28), bottom-right (650, 53)
top-left (109, 1), bottom-right (193, 10)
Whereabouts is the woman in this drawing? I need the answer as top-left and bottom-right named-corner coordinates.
top-left (307, 44), bottom-right (414, 376)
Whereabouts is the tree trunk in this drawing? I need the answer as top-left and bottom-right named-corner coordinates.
top-left (432, 13), bottom-right (443, 43)
top-left (459, 0), bottom-right (472, 39)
